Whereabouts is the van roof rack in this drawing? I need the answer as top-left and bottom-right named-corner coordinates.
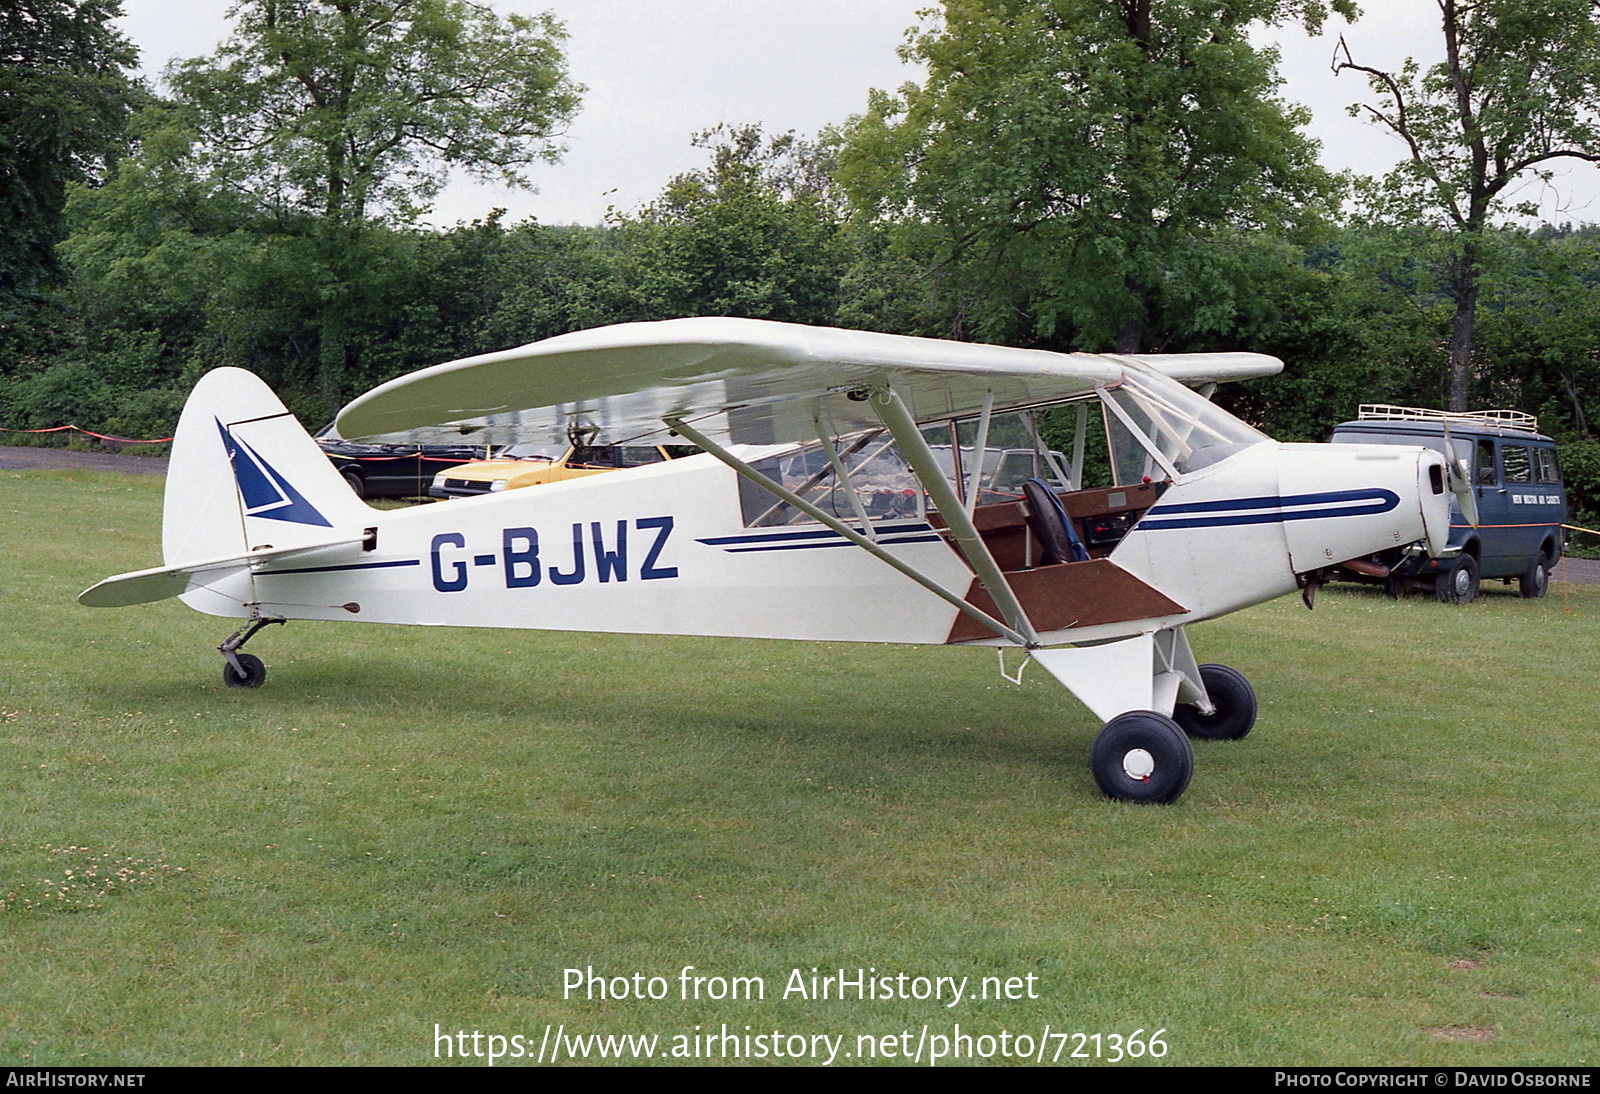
top-left (1356, 404), bottom-right (1540, 434)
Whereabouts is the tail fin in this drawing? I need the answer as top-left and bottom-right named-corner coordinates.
top-left (164, 367), bottom-right (370, 568)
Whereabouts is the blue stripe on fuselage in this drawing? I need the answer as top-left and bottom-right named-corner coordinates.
top-left (1137, 489), bottom-right (1399, 531)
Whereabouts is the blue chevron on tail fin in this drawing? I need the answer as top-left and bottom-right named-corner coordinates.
top-left (215, 418), bottom-right (333, 527)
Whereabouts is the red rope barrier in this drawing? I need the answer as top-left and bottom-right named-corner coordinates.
top-left (335, 452), bottom-right (478, 464)
top-left (0, 424), bottom-right (174, 444)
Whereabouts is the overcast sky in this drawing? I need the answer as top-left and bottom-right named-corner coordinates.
top-left (115, 0), bottom-right (1600, 228)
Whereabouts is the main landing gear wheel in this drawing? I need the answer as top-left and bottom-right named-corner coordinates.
top-left (1172, 663), bottom-right (1257, 741)
top-left (1435, 553), bottom-right (1480, 604)
top-left (1519, 556), bottom-right (1550, 599)
top-left (222, 652), bottom-right (267, 689)
top-left (1090, 712), bottom-right (1194, 804)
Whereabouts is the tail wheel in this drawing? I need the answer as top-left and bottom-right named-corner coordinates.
top-left (1172, 663), bottom-right (1257, 741)
top-left (1090, 712), bottom-right (1194, 804)
top-left (223, 653), bottom-right (267, 689)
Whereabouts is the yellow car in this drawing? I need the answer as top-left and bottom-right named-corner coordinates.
top-left (428, 443), bottom-right (689, 499)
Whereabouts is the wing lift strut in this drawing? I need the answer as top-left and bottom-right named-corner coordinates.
top-left (670, 384), bottom-right (1244, 807)
top-left (664, 385), bottom-right (1040, 650)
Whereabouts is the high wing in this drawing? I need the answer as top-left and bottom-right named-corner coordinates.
top-left (335, 317), bottom-right (1281, 445)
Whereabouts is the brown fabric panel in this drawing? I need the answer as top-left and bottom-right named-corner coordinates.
top-left (1058, 481), bottom-right (1162, 519)
top-left (928, 484), bottom-right (1162, 567)
top-left (925, 501), bottom-right (1030, 569)
top-left (946, 559), bottom-right (1186, 643)
top-left (926, 500), bottom-right (1028, 533)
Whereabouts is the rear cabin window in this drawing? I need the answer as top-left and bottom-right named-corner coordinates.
top-left (1502, 445), bottom-right (1532, 484)
top-left (735, 417), bottom-right (1073, 528)
top-left (738, 431), bottom-right (923, 527)
top-left (1535, 447), bottom-right (1562, 484)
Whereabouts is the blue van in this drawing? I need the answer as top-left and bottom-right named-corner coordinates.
top-left (1330, 405), bottom-right (1567, 602)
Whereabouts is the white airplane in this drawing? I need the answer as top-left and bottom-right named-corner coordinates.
top-left (80, 318), bottom-right (1459, 804)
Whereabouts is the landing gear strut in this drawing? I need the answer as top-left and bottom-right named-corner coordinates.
top-left (219, 614), bottom-right (284, 689)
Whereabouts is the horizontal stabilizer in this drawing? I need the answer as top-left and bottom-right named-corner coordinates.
top-left (78, 537), bottom-right (365, 608)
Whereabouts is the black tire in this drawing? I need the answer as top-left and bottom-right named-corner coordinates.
top-left (1435, 553), bottom-right (1480, 604)
top-left (1518, 555), bottom-right (1550, 599)
top-left (222, 653), bottom-right (267, 689)
top-left (1172, 663), bottom-right (1257, 741)
top-left (1090, 711), bottom-right (1194, 804)
top-left (341, 468), bottom-right (366, 499)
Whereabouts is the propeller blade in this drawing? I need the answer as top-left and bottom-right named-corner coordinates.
top-left (1449, 456), bottom-right (1480, 528)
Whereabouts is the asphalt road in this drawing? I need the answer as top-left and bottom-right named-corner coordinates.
top-left (0, 444), bottom-right (168, 474)
top-left (8, 443), bottom-right (1598, 585)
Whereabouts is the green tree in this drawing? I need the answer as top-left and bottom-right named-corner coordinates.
top-left (1231, 224), bottom-right (1463, 437)
top-left (834, 0), bottom-right (1354, 353)
top-left (139, 0), bottom-right (582, 404)
top-left (166, 0), bottom-right (582, 225)
top-left (0, 0), bottom-right (139, 310)
top-left (618, 125), bottom-right (846, 324)
top-left (476, 221), bottom-right (640, 346)
top-left (1335, 0), bottom-right (1600, 410)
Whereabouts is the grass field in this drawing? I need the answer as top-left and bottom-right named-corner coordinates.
top-left (3, 469), bottom-right (1598, 1066)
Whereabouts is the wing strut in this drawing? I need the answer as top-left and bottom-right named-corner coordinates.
top-left (963, 392), bottom-right (994, 518)
top-left (662, 416), bottom-right (1032, 647)
top-left (816, 416), bottom-right (879, 541)
top-left (870, 386), bottom-right (1042, 647)
top-left (1068, 402), bottom-right (1089, 491)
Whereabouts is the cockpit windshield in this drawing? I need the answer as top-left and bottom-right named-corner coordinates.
top-left (1097, 368), bottom-right (1268, 483)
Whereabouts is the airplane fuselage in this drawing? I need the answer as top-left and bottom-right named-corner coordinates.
top-left (187, 439), bottom-right (1446, 650)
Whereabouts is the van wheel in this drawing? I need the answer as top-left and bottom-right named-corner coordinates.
top-left (1519, 557), bottom-right (1550, 598)
top-left (1436, 554), bottom-right (1479, 604)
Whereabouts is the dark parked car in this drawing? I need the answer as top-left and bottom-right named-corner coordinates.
top-left (314, 425), bottom-right (496, 500)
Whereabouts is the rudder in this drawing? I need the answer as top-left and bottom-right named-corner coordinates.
top-left (164, 368), bottom-right (370, 571)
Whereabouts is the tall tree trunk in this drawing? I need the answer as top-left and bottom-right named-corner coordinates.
top-left (1446, 235), bottom-right (1482, 411)
top-left (1115, 275), bottom-right (1150, 354)
top-left (1561, 372), bottom-right (1589, 435)
top-left (1114, 316), bottom-right (1143, 354)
